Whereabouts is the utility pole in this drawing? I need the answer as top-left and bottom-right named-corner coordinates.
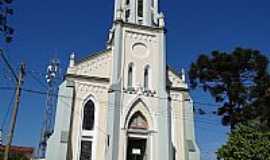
top-left (4, 63), bottom-right (25, 160)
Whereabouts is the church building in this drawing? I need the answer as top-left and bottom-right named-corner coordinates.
top-left (45, 0), bottom-right (200, 160)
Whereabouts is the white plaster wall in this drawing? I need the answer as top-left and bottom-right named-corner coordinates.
top-left (121, 27), bottom-right (163, 94)
top-left (70, 79), bottom-right (110, 160)
top-left (68, 50), bottom-right (112, 79)
top-left (183, 94), bottom-right (201, 160)
top-left (46, 81), bottom-right (74, 160)
top-left (170, 91), bottom-right (188, 160)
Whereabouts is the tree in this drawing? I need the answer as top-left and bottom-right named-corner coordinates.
top-left (217, 122), bottom-right (270, 160)
top-left (0, 0), bottom-right (14, 44)
top-left (188, 48), bottom-right (270, 129)
top-left (250, 81), bottom-right (270, 127)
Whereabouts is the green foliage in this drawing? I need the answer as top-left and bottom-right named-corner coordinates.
top-left (0, 0), bottom-right (14, 43)
top-left (217, 122), bottom-right (270, 160)
top-left (188, 48), bottom-right (270, 129)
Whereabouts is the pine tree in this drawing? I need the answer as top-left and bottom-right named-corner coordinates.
top-left (189, 48), bottom-right (270, 129)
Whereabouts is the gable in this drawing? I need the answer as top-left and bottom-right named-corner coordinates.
top-left (167, 66), bottom-right (188, 90)
top-left (67, 49), bottom-right (112, 80)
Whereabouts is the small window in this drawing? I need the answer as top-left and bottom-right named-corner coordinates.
top-left (80, 141), bottom-right (92, 160)
top-left (151, 12), bottom-right (155, 25)
top-left (144, 66), bottom-right (149, 89)
top-left (126, 9), bottom-right (130, 21)
top-left (82, 100), bottom-right (95, 131)
top-left (126, 0), bottom-right (130, 5)
top-left (128, 64), bottom-right (133, 88)
top-left (138, 0), bottom-right (143, 17)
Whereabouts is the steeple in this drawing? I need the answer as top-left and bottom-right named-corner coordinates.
top-left (114, 0), bottom-right (161, 27)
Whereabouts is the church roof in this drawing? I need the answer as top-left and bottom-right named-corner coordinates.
top-left (75, 49), bottom-right (111, 66)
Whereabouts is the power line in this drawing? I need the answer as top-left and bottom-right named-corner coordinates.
top-left (0, 49), bottom-right (18, 82)
top-left (21, 69), bottom-right (232, 110)
top-left (0, 86), bottom-right (222, 119)
top-left (0, 80), bottom-right (225, 123)
top-left (0, 59), bottom-right (14, 86)
top-left (19, 88), bottom-right (223, 126)
top-left (0, 88), bottom-right (16, 132)
top-left (0, 32), bottom-right (24, 160)
top-left (19, 68), bottom-right (212, 100)
top-left (22, 86), bottom-right (221, 108)
top-left (53, 96), bottom-right (225, 139)
top-left (21, 88), bottom-right (215, 114)
top-left (0, 86), bottom-right (14, 91)
top-left (27, 70), bottom-right (48, 90)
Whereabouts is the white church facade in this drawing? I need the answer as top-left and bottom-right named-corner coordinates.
top-left (45, 0), bottom-right (200, 160)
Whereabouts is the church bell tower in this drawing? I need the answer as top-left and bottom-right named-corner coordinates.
top-left (115, 0), bottom-right (160, 26)
top-left (107, 0), bottom-right (171, 160)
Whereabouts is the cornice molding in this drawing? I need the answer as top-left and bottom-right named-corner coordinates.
top-left (114, 20), bottom-right (166, 33)
top-left (65, 74), bottom-right (110, 83)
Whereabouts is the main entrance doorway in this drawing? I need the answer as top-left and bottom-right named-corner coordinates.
top-left (127, 138), bottom-right (147, 160)
top-left (126, 111), bottom-right (149, 160)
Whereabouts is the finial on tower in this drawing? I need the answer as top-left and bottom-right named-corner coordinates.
top-left (158, 12), bottom-right (165, 28)
top-left (116, 9), bottom-right (124, 21)
top-left (69, 52), bottom-right (75, 67)
top-left (181, 68), bottom-right (186, 82)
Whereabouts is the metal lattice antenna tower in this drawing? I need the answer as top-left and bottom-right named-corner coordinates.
top-left (37, 58), bottom-right (60, 158)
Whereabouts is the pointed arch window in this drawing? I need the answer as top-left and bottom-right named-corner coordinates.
top-left (80, 99), bottom-right (95, 160)
top-left (126, 0), bottom-right (130, 5)
top-left (128, 63), bottom-right (133, 88)
top-left (138, 0), bottom-right (143, 18)
top-left (125, 0), bottom-right (131, 21)
top-left (144, 66), bottom-right (150, 90)
top-left (125, 9), bottom-right (130, 21)
top-left (82, 100), bottom-right (95, 131)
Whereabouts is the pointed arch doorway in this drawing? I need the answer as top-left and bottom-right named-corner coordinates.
top-left (126, 111), bottom-right (150, 160)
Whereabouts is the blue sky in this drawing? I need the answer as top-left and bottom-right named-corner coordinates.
top-left (0, 0), bottom-right (269, 160)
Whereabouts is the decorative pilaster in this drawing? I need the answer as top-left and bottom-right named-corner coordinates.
top-left (106, 21), bottom-right (123, 160)
top-left (157, 27), bottom-right (172, 160)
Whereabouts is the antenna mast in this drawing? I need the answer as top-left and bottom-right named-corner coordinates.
top-left (37, 58), bottom-right (60, 158)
